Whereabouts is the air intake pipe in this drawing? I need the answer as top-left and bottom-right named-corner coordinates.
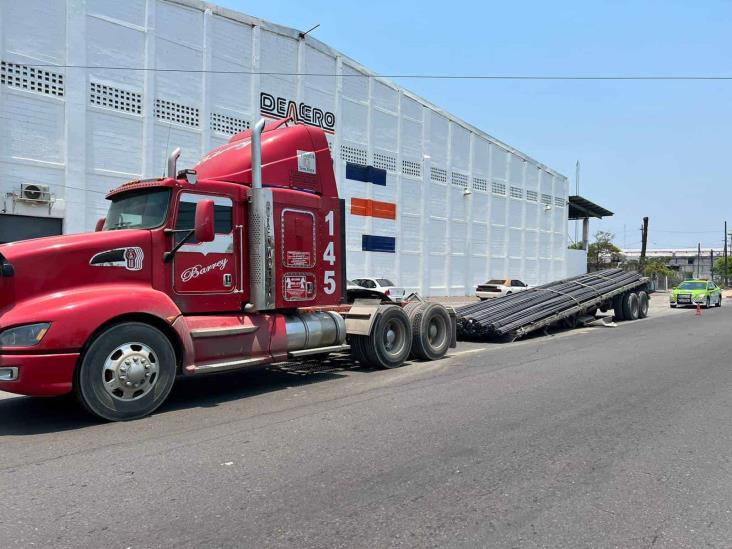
top-left (248, 118), bottom-right (275, 310)
top-left (167, 147), bottom-right (181, 178)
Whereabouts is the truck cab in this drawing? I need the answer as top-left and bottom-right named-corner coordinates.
top-left (0, 118), bottom-right (454, 421)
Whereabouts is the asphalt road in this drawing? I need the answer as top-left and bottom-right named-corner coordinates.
top-left (2, 300), bottom-right (731, 548)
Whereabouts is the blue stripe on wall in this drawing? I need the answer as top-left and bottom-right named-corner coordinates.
top-left (362, 234), bottom-right (396, 253)
top-left (345, 162), bottom-right (387, 186)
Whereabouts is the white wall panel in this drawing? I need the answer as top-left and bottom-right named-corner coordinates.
top-left (0, 0), bottom-right (570, 295)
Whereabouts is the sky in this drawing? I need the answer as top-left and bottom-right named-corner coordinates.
top-left (223, 0), bottom-right (731, 249)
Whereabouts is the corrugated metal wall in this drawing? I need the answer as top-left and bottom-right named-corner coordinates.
top-left (0, 0), bottom-right (569, 295)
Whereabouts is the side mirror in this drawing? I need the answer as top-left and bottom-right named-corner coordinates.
top-left (194, 200), bottom-right (215, 243)
top-left (95, 217), bottom-right (106, 232)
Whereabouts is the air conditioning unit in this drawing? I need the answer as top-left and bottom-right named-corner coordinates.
top-left (19, 183), bottom-right (52, 203)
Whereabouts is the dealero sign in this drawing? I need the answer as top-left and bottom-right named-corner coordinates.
top-left (260, 92), bottom-right (336, 133)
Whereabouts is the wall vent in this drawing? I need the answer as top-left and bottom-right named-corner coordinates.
top-left (510, 186), bottom-right (523, 199)
top-left (89, 82), bottom-right (142, 115)
top-left (211, 112), bottom-right (250, 135)
top-left (402, 159), bottom-right (421, 178)
top-left (340, 144), bottom-right (368, 165)
top-left (373, 151), bottom-right (397, 173)
top-left (155, 98), bottom-right (199, 127)
top-left (451, 172), bottom-right (468, 188)
top-left (491, 181), bottom-right (507, 195)
top-left (430, 167), bottom-right (447, 184)
top-left (526, 190), bottom-right (538, 202)
top-left (472, 177), bottom-right (488, 192)
top-left (0, 60), bottom-right (64, 98)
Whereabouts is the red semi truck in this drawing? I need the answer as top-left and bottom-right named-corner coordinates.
top-left (0, 118), bottom-right (455, 421)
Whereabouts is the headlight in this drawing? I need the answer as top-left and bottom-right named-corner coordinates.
top-left (0, 323), bottom-right (50, 347)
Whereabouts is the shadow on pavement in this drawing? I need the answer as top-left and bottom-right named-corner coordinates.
top-left (0, 355), bottom-right (368, 436)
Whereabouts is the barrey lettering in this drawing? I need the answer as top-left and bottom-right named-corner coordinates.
top-left (181, 258), bottom-right (229, 282)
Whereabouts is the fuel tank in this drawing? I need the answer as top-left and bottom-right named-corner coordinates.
top-left (284, 311), bottom-right (346, 351)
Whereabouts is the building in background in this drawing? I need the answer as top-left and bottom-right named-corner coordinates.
top-left (0, 0), bottom-right (570, 295)
top-left (621, 248), bottom-right (723, 281)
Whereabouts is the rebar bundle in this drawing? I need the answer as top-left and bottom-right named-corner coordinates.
top-left (456, 269), bottom-right (644, 339)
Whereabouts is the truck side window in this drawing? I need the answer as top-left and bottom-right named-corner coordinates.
top-left (175, 194), bottom-right (233, 245)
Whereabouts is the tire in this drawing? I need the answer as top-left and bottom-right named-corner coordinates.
top-left (638, 291), bottom-right (649, 318)
top-left (704, 297), bottom-right (710, 309)
top-left (76, 322), bottom-right (177, 421)
top-left (409, 303), bottom-right (451, 361)
top-left (622, 292), bottom-right (640, 321)
top-left (402, 301), bottom-right (423, 320)
top-left (670, 304), bottom-right (677, 308)
top-left (613, 294), bottom-right (626, 321)
top-left (716, 294), bottom-right (722, 307)
top-left (352, 305), bottom-right (412, 369)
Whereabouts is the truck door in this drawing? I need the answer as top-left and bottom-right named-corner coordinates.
top-left (171, 192), bottom-right (240, 313)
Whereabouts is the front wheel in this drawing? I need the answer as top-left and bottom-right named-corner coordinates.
top-left (716, 294), bottom-right (722, 307)
top-left (704, 297), bottom-right (711, 309)
top-left (76, 322), bottom-right (177, 421)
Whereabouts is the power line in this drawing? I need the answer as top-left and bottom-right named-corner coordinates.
top-left (12, 64), bottom-right (732, 80)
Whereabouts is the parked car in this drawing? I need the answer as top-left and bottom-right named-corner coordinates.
top-left (351, 278), bottom-right (406, 302)
top-left (476, 279), bottom-right (530, 300)
top-left (670, 279), bottom-right (722, 308)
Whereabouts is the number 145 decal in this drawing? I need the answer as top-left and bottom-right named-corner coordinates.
top-left (323, 210), bottom-right (336, 294)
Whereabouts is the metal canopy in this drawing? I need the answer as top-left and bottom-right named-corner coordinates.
top-left (568, 195), bottom-right (614, 220)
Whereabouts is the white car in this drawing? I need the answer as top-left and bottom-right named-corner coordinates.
top-left (351, 278), bottom-right (406, 302)
top-left (476, 279), bottom-right (530, 300)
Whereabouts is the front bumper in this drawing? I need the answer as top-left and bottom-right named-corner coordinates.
top-left (0, 352), bottom-right (79, 396)
top-left (670, 294), bottom-right (707, 305)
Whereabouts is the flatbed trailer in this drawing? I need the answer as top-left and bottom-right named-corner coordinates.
top-left (457, 269), bottom-right (652, 341)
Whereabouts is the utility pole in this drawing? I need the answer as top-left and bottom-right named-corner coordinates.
top-left (574, 160), bottom-right (580, 244)
top-left (710, 249), bottom-right (714, 282)
top-left (697, 243), bottom-right (701, 278)
top-left (639, 216), bottom-right (649, 271)
top-left (724, 221), bottom-right (728, 287)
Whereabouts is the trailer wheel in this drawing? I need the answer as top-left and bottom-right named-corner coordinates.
top-left (638, 291), bottom-right (649, 318)
top-left (409, 303), bottom-right (451, 360)
top-left (75, 322), bottom-right (176, 421)
top-left (622, 292), bottom-right (640, 321)
top-left (613, 294), bottom-right (626, 321)
top-left (352, 305), bottom-right (412, 369)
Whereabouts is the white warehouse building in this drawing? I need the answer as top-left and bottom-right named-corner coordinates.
top-left (0, 0), bottom-right (570, 296)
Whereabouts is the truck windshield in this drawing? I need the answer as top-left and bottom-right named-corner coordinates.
top-left (104, 188), bottom-right (172, 230)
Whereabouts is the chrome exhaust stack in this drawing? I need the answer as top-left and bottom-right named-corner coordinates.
top-left (248, 118), bottom-right (276, 311)
top-left (167, 147), bottom-right (181, 178)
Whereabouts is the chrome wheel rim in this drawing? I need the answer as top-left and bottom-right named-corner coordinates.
top-left (383, 319), bottom-right (406, 356)
top-left (102, 342), bottom-right (159, 401)
top-left (428, 315), bottom-right (447, 348)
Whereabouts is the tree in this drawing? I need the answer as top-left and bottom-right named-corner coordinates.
top-left (587, 231), bottom-right (621, 266)
top-left (642, 258), bottom-right (673, 279)
top-left (712, 257), bottom-right (732, 283)
top-left (568, 242), bottom-right (585, 250)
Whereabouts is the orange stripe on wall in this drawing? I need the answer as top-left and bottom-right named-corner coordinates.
top-left (350, 198), bottom-right (396, 220)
